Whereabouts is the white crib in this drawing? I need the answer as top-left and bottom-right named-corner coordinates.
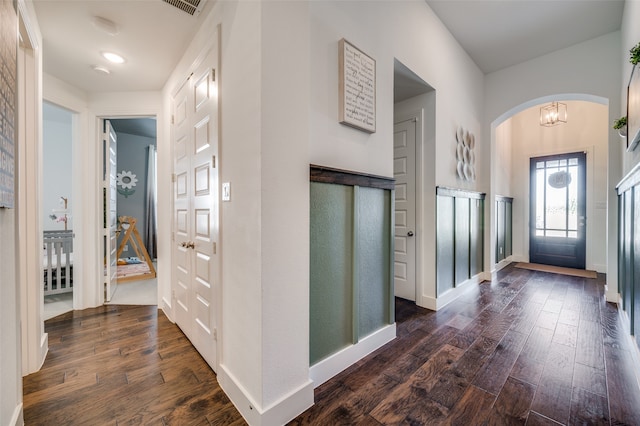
top-left (43, 230), bottom-right (74, 296)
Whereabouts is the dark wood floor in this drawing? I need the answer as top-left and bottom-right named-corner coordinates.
top-left (24, 264), bottom-right (640, 425)
top-left (23, 304), bottom-right (245, 425)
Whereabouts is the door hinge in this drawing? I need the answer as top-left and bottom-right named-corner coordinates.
top-left (212, 155), bottom-right (216, 168)
top-left (172, 232), bottom-right (175, 242)
top-left (213, 327), bottom-right (217, 340)
top-left (212, 68), bottom-right (216, 82)
top-left (213, 242), bottom-right (217, 254)
top-left (171, 115), bottom-right (175, 125)
top-left (172, 173), bottom-right (176, 183)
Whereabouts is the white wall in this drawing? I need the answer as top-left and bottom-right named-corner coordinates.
top-left (310, 1), bottom-right (485, 309)
top-left (310, 0), bottom-right (485, 190)
top-left (161, 2), bottom-right (313, 424)
top-left (621, 0), bottom-right (640, 175)
top-left (0, 209), bottom-right (20, 426)
top-left (42, 102), bottom-right (73, 231)
top-left (506, 101), bottom-right (609, 272)
top-left (494, 119), bottom-right (512, 199)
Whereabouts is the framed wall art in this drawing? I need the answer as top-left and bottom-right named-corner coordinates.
top-left (0, 0), bottom-right (17, 208)
top-left (338, 38), bottom-right (376, 133)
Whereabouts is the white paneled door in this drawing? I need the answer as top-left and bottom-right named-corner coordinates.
top-left (394, 118), bottom-right (417, 301)
top-left (104, 119), bottom-right (118, 302)
top-left (172, 40), bottom-right (219, 371)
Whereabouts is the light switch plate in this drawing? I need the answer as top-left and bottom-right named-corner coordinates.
top-left (222, 182), bottom-right (230, 201)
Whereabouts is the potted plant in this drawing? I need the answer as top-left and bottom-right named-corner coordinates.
top-left (614, 116), bottom-right (627, 137)
top-left (631, 42), bottom-right (640, 65)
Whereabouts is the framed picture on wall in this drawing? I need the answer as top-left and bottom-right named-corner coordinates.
top-left (627, 64), bottom-right (640, 151)
top-left (338, 38), bottom-right (376, 133)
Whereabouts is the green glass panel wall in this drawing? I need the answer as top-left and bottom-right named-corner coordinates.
top-left (357, 187), bottom-right (392, 339)
top-left (470, 198), bottom-right (484, 277)
top-left (505, 201), bottom-right (513, 257)
top-left (310, 179), bottom-right (394, 366)
top-left (436, 195), bottom-right (455, 295)
top-left (455, 197), bottom-right (470, 285)
top-left (310, 182), bottom-right (354, 364)
top-left (437, 189), bottom-right (485, 296)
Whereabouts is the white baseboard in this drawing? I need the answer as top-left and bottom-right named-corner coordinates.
top-left (10, 403), bottom-right (23, 426)
top-left (161, 297), bottom-right (174, 322)
top-left (604, 284), bottom-right (619, 304)
top-left (492, 258), bottom-right (512, 277)
top-left (419, 274), bottom-right (483, 311)
top-left (309, 323), bottom-right (396, 388)
top-left (592, 263), bottom-right (607, 273)
top-left (616, 307), bottom-right (640, 393)
top-left (39, 331), bottom-right (49, 371)
top-left (218, 364), bottom-right (314, 426)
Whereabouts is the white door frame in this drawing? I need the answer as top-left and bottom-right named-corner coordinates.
top-left (95, 113), bottom-right (161, 306)
top-left (17, 0), bottom-right (48, 375)
top-left (394, 110), bottom-right (424, 305)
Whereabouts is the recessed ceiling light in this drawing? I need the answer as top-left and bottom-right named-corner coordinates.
top-left (102, 51), bottom-right (125, 64)
top-left (92, 16), bottom-right (119, 36)
top-left (92, 65), bottom-right (111, 75)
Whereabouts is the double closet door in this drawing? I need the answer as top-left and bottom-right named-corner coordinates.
top-left (172, 41), bottom-right (220, 371)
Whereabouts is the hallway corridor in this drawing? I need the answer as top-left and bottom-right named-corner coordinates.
top-left (23, 265), bottom-right (640, 424)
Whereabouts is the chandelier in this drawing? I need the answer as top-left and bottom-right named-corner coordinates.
top-left (539, 101), bottom-right (567, 127)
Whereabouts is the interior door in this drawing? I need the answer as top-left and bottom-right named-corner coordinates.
top-left (529, 152), bottom-right (586, 269)
top-left (172, 43), bottom-right (219, 371)
top-left (103, 120), bottom-right (118, 301)
top-left (393, 118), bottom-right (417, 300)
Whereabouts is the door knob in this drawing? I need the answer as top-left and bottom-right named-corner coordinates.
top-left (407, 231), bottom-right (414, 237)
top-left (180, 242), bottom-right (187, 248)
top-left (186, 241), bottom-right (195, 249)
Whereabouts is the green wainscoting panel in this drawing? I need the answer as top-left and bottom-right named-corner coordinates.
top-left (470, 198), bottom-right (484, 277)
top-left (437, 187), bottom-right (486, 296)
top-left (310, 182), bottom-right (354, 364)
top-left (495, 196), bottom-right (512, 263)
top-left (356, 186), bottom-right (392, 339)
top-left (455, 197), bottom-right (470, 285)
top-left (616, 163), bottom-right (640, 352)
top-left (496, 200), bottom-right (506, 262)
top-left (505, 201), bottom-right (513, 258)
top-left (436, 194), bottom-right (455, 295)
top-left (310, 165), bottom-right (395, 367)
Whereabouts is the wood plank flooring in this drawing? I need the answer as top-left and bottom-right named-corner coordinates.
top-left (292, 265), bottom-right (640, 425)
top-left (24, 264), bottom-right (640, 425)
top-left (23, 304), bottom-right (245, 425)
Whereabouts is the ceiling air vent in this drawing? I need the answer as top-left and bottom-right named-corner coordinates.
top-left (162, 0), bottom-right (207, 16)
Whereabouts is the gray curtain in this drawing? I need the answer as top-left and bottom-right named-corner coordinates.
top-left (144, 145), bottom-right (157, 259)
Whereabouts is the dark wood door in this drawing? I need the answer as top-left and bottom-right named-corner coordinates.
top-left (529, 152), bottom-right (586, 269)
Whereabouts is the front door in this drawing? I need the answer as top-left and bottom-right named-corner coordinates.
top-left (393, 118), bottom-right (417, 300)
top-left (529, 152), bottom-right (586, 269)
top-left (172, 42), bottom-right (219, 371)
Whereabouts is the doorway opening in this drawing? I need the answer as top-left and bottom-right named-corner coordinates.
top-left (529, 151), bottom-right (586, 269)
top-left (491, 97), bottom-right (609, 275)
top-left (103, 117), bottom-right (158, 306)
top-left (393, 59), bottom-right (435, 307)
top-left (42, 101), bottom-right (76, 320)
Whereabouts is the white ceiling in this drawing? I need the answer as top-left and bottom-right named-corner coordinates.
top-left (33, 0), bottom-right (213, 93)
top-left (33, 0), bottom-right (625, 96)
top-left (425, 0), bottom-right (625, 74)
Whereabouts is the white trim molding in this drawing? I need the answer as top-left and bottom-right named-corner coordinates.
top-left (309, 323), bottom-right (396, 388)
top-left (218, 364), bottom-right (314, 426)
top-left (419, 273), bottom-right (485, 311)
